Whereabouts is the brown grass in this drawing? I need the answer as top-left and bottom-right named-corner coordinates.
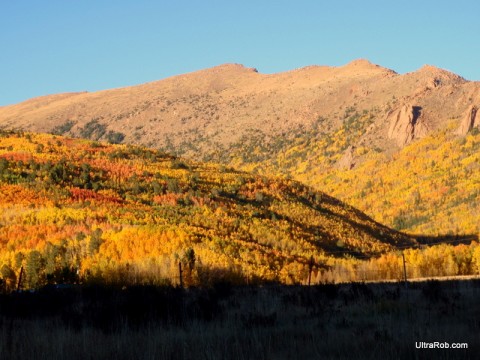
top-left (0, 280), bottom-right (478, 359)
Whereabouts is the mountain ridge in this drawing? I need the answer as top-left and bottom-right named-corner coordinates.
top-left (0, 59), bottom-right (478, 133)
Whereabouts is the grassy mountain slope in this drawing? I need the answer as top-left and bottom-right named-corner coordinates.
top-left (0, 131), bottom-right (416, 289)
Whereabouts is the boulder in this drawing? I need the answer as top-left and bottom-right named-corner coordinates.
top-left (456, 105), bottom-right (479, 136)
top-left (387, 104), bottom-right (429, 146)
top-left (337, 145), bottom-right (356, 170)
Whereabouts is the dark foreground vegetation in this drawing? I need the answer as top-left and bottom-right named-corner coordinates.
top-left (0, 280), bottom-right (478, 359)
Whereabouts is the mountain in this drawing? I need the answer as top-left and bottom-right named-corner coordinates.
top-left (0, 131), bottom-right (417, 288)
top-left (1, 60), bottom-right (477, 153)
top-left (0, 60), bottom-right (479, 236)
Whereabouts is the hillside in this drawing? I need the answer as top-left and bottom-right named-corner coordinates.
top-left (231, 119), bottom-right (480, 237)
top-left (0, 131), bottom-right (417, 289)
top-left (1, 60), bottom-right (479, 236)
top-left (0, 60), bottom-right (478, 156)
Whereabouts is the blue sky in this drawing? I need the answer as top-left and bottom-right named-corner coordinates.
top-left (1, 0), bottom-right (479, 106)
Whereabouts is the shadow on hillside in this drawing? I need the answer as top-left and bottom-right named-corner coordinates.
top-left (295, 190), bottom-right (480, 254)
top-left (414, 234), bottom-right (478, 246)
top-left (296, 192), bottom-right (416, 248)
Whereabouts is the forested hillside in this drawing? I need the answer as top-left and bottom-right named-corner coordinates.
top-left (0, 131), bottom-right (417, 290)
top-left (227, 116), bottom-right (480, 236)
top-left (0, 131), bottom-right (479, 290)
top-left (1, 61), bottom-right (479, 237)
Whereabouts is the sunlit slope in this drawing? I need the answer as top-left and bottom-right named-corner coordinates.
top-left (231, 122), bottom-right (480, 236)
top-left (320, 128), bottom-right (480, 236)
top-left (0, 131), bottom-right (415, 286)
top-left (1, 60), bottom-right (480, 237)
top-left (1, 60), bottom-right (478, 161)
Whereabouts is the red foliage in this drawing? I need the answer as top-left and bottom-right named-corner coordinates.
top-left (69, 187), bottom-right (122, 204)
top-left (0, 152), bottom-right (33, 162)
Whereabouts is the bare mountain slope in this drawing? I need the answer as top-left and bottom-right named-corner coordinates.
top-left (1, 59), bottom-right (478, 159)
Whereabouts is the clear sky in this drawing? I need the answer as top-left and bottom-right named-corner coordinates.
top-left (1, 0), bottom-right (479, 106)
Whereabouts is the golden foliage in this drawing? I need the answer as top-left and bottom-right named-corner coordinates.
top-left (0, 130), bottom-right (477, 289)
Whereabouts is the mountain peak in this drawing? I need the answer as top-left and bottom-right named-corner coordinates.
top-left (209, 63), bottom-right (259, 74)
top-left (0, 59), bottom-right (477, 153)
top-left (415, 64), bottom-right (465, 81)
top-left (340, 59), bottom-right (396, 75)
top-left (346, 58), bottom-right (377, 67)
top-left (419, 64), bottom-right (440, 71)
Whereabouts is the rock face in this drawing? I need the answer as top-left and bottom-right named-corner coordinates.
top-left (337, 145), bottom-right (356, 170)
top-left (456, 105), bottom-right (479, 136)
top-left (387, 104), bottom-right (429, 146)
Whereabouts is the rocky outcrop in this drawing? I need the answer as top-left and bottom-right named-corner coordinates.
top-left (456, 105), bottom-right (479, 136)
top-left (387, 104), bottom-right (429, 146)
top-left (337, 145), bottom-right (356, 170)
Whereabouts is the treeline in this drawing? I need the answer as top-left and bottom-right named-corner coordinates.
top-left (317, 241), bottom-right (480, 283)
top-left (3, 239), bottom-right (480, 292)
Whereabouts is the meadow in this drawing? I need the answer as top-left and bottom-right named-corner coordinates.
top-left (0, 280), bottom-right (478, 359)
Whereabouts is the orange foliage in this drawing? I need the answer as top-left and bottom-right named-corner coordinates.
top-left (0, 152), bottom-right (33, 162)
top-left (153, 193), bottom-right (181, 206)
top-left (69, 187), bottom-right (122, 204)
top-left (0, 184), bottom-right (49, 207)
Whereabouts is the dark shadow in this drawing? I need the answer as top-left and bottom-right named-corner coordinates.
top-left (411, 106), bottom-right (422, 126)
top-left (291, 187), bottom-right (479, 256)
top-left (414, 234), bottom-right (478, 246)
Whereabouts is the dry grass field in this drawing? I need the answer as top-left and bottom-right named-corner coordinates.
top-left (0, 280), bottom-right (478, 359)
